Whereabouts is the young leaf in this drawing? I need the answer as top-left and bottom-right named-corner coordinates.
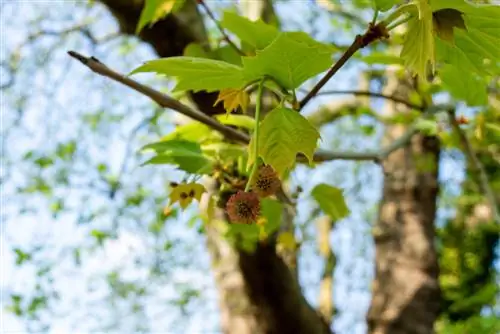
top-left (220, 11), bottom-right (279, 50)
top-left (169, 182), bottom-right (206, 209)
top-left (215, 114), bottom-right (255, 130)
top-left (373, 0), bottom-right (400, 12)
top-left (130, 57), bottom-right (246, 92)
top-left (214, 88), bottom-right (250, 114)
top-left (401, 0), bottom-right (435, 78)
top-left (311, 184), bottom-right (349, 221)
top-left (136, 0), bottom-right (186, 34)
top-left (243, 32), bottom-right (335, 90)
top-left (141, 139), bottom-right (213, 174)
top-left (255, 107), bottom-right (320, 176)
top-left (161, 122), bottom-right (221, 143)
top-left (260, 198), bottom-right (283, 237)
top-left (439, 65), bottom-right (487, 106)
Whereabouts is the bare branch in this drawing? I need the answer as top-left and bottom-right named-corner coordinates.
top-left (447, 110), bottom-right (500, 225)
top-left (197, 0), bottom-right (245, 56)
top-left (299, 23), bottom-right (389, 110)
top-left (67, 51), bottom-right (250, 144)
top-left (302, 89), bottom-right (423, 110)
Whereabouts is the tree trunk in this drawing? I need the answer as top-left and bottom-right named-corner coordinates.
top-left (367, 71), bottom-right (441, 334)
top-left (97, 1), bottom-right (330, 333)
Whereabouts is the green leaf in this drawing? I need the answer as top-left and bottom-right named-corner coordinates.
top-left (373, 0), bottom-right (399, 12)
top-left (136, 0), bottom-right (186, 34)
top-left (415, 118), bottom-right (439, 135)
top-left (141, 139), bottom-right (213, 174)
top-left (433, 0), bottom-right (500, 76)
top-left (220, 11), bottom-right (279, 50)
top-left (255, 107), bottom-right (320, 176)
top-left (401, 0), bottom-right (435, 78)
top-left (201, 143), bottom-right (246, 160)
top-left (243, 32), bottom-right (335, 90)
top-left (439, 65), bottom-right (487, 106)
top-left (215, 114), bottom-right (255, 130)
top-left (311, 184), bottom-right (350, 221)
top-left (161, 122), bottom-right (221, 143)
top-left (130, 57), bottom-right (246, 92)
top-left (260, 198), bottom-right (283, 235)
top-left (432, 8), bottom-right (467, 43)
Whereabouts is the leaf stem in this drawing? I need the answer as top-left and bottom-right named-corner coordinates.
top-left (245, 78), bottom-right (266, 192)
top-left (386, 15), bottom-right (412, 31)
top-left (371, 10), bottom-right (379, 25)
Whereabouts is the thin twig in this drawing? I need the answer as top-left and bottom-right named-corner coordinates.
top-left (299, 23), bottom-right (388, 110)
top-left (447, 110), bottom-right (500, 225)
top-left (67, 51), bottom-right (249, 144)
top-left (303, 89), bottom-right (423, 110)
top-left (198, 0), bottom-right (245, 56)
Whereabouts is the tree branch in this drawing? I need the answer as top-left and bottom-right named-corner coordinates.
top-left (197, 0), bottom-right (245, 56)
top-left (68, 50), bottom-right (419, 165)
top-left (299, 23), bottom-right (389, 110)
top-left (303, 89), bottom-right (423, 110)
top-left (317, 216), bottom-right (336, 324)
top-left (447, 110), bottom-right (500, 225)
top-left (67, 51), bottom-right (249, 144)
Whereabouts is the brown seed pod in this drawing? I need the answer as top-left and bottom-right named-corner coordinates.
top-left (252, 164), bottom-right (281, 198)
top-left (226, 191), bottom-right (260, 224)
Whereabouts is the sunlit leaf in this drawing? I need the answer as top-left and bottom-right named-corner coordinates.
top-left (433, 0), bottom-right (500, 76)
top-left (141, 139), bottom-right (213, 174)
top-left (311, 184), bottom-right (349, 221)
top-left (439, 64), bottom-right (487, 106)
top-left (243, 32), bottom-right (335, 90)
top-left (161, 122), bottom-right (221, 143)
top-left (214, 88), bottom-right (250, 114)
top-left (401, 0), bottom-right (435, 78)
top-left (215, 114), bottom-right (255, 130)
top-left (169, 182), bottom-right (206, 209)
top-left (250, 107), bottom-right (320, 176)
top-left (136, 0), bottom-right (186, 34)
top-left (130, 57), bottom-right (246, 92)
top-left (220, 11), bottom-right (279, 50)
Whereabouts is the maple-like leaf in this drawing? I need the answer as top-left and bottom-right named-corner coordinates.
top-left (311, 184), bottom-right (350, 221)
top-left (401, 0), bottom-right (435, 78)
top-left (433, 8), bottom-right (467, 43)
top-left (136, 0), bottom-right (186, 34)
top-left (249, 107), bottom-right (320, 176)
top-left (214, 88), bottom-right (250, 114)
top-left (243, 32), bottom-right (335, 90)
top-left (220, 11), bottom-right (279, 50)
top-left (169, 182), bottom-right (206, 209)
top-left (130, 57), bottom-right (246, 93)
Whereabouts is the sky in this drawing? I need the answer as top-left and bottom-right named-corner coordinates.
top-left (0, 1), bottom-right (481, 334)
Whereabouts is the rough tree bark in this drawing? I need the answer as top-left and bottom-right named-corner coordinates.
top-left (97, 1), bottom-right (331, 333)
top-left (367, 71), bottom-right (441, 334)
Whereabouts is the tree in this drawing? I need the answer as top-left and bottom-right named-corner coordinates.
top-left (2, 1), bottom-right (499, 333)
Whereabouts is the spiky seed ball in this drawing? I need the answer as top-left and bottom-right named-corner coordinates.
top-left (252, 165), bottom-right (280, 198)
top-left (226, 191), bottom-right (260, 224)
